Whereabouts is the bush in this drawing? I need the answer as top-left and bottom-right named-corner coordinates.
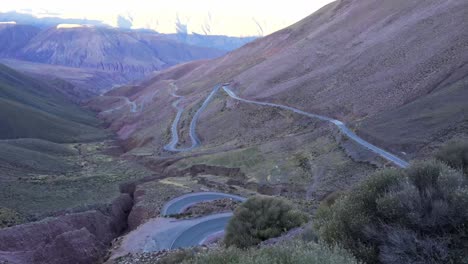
top-left (224, 195), bottom-right (308, 248)
top-left (0, 207), bottom-right (24, 228)
top-left (435, 140), bottom-right (468, 176)
top-left (183, 241), bottom-right (360, 264)
top-left (315, 161), bottom-right (468, 264)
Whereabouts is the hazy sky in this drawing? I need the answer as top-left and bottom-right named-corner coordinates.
top-left (0, 0), bottom-right (334, 36)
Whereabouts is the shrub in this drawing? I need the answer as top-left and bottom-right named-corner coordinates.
top-left (315, 161), bottom-right (468, 264)
top-left (435, 140), bottom-right (468, 176)
top-left (183, 241), bottom-right (360, 264)
top-left (224, 195), bottom-right (308, 248)
top-left (0, 207), bottom-right (24, 228)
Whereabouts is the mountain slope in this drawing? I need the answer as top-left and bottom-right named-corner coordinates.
top-left (0, 24), bottom-right (40, 57)
top-left (0, 58), bottom-right (134, 99)
top-left (0, 64), bottom-right (150, 229)
top-left (0, 63), bottom-right (108, 142)
top-left (95, 0), bottom-right (468, 156)
top-left (16, 26), bottom-right (224, 76)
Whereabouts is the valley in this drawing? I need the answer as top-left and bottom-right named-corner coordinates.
top-left (0, 0), bottom-right (467, 263)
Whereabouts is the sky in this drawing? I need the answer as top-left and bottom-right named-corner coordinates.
top-left (0, 0), bottom-right (334, 36)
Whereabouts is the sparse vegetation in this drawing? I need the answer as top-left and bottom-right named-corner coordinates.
top-left (225, 195), bottom-right (308, 248)
top-left (0, 141), bottom-right (150, 223)
top-left (435, 140), bottom-right (468, 176)
top-left (182, 241), bottom-right (360, 264)
top-left (315, 160), bottom-right (468, 264)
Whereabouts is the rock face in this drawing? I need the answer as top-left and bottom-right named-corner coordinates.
top-left (0, 25), bottom-right (224, 79)
top-left (0, 194), bottom-right (132, 264)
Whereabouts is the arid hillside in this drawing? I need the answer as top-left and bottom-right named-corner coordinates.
top-left (94, 0), bottom-right (467, 156)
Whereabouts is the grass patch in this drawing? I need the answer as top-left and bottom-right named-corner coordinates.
top-left (0, 141), bottom-right (150, 222)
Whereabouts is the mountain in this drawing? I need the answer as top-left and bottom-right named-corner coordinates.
top-left (0, 24), bottom-right (233, 97)
top-left (15, 26), bottom-right (225, 76)
top-left (93, 0), bottom-right (467, 157)
top-left (0, 23), bottom-right (40, 57)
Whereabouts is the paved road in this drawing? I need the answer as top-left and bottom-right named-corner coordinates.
top-left (158, 192), bottom-right (245, 249)
top-left (161, 192), bottom-right (246, 216)
top-left (111, 212), bottom-right (235, 257)
top-left (222, 86), bottom-right (409, 168)
top-left (163, 83), bottom-right (408, 168)
top-left (164, 88), bottom-right (186, 151)
top-left (134, 192), bottom-right (244, 251)
top-left (170, 214), bottom-right (232, 249)
top-left (164, 84), bottom-right (221, 152)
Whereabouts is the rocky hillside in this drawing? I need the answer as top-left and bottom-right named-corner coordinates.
top-left (16, 26), bottom-right (224, 76)
top-left (0, 24), bottom-right (40, 57)
top-left (94, 0), bottom-right (468, 158)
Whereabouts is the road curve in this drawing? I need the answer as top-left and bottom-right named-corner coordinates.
top-left (170, 213), bottom-right (232, 249)
top-left (222, 86), bottom-right (409, 168)
top-left (164, 84), bottom-right (189, 151)
top-left (164, 84), bottom-right (221, 152)
top-left (161, 191), bottom-right (246, 216)
top-left (160, 192), bottom-right (245, 250)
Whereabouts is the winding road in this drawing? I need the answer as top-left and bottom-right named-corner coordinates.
top-left (164, 83), bottom-right (409, 168)
top-left (110, 192), bottom-right (246, 256)
top-left (161, 192), bottom-right (246, 216)
top-left (161, 192), bottom-right (245, 249)
top-left (164, 84), bottom-right (221, 152)
top-left (222, 86), bottom-right (409, 168)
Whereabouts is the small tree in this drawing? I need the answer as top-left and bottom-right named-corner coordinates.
top-left (225, 195), bottom-right (308, 248)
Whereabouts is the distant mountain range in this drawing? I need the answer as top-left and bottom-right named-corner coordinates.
top-left (0, 11), bottom-right (256, 51)
top-left (0, 22), bottom-right (254, 96)
top-left (0, 23), bottom-right (224, 75)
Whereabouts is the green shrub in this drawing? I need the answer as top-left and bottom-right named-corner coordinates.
top-left (0, 207), bottom-right (24, 228)
top-left (435, 140), bottom-right (468, 176)
top-left (225, 195), bottom-right (308, 248)
top-left (183, 241), bottom-right (360, 264)
top-left (315, 161), bottom-right (468, 264)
